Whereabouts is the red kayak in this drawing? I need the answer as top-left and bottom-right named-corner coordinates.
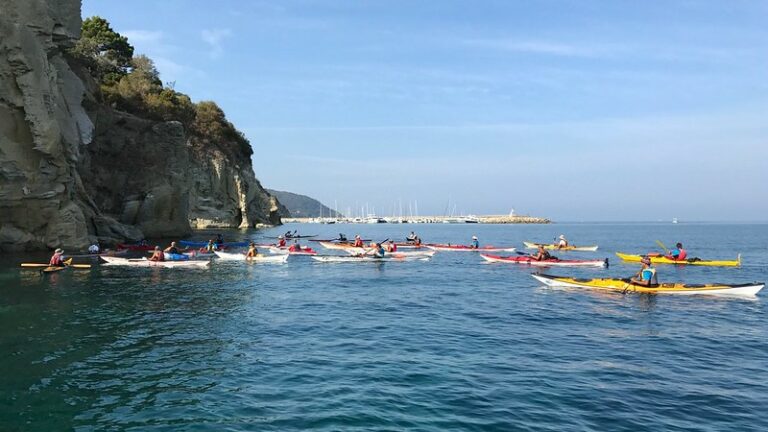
top-left (426, 244), bottom-right (516, 252)
top-left (481, 254), bottom-right (608, 267)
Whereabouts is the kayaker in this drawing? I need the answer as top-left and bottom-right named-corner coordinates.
top-left (406, 231), bottom-right (417, 242)
top-left (49, 248), bottom-right (66, 267)
top-left (557, 235), bottom-right (569, 249)
top-left (338, 233), bottom-right (348, 242)
top-left (204, 240), bottom-right (216, 253)
top-left (366, 242), bottom-right (386, 258)
top-left (414, 235), bottom-right (422, 246)
top-left (631, 256), bottom-right (658, 286)
top-left (531, 245), bottom-right (552, 261)
top-left (277, 235), bottom-right (286, 247)
top-left (88, 243), bottom-right (100, 254)
top-left (246, 242), bottom-right (259, 259)
top-left (353, 235), bottom-right (364, 248)
top-left (164, 242), bottom-right (181, 255)
top-left (666, 243), bottom-right (688, 261)
top-left (470, 236), bottom-right (479, 249)
top-left (289, 240), bottom-right (302, 252)
top-left (385, 240), bottom-right (397, 252)
top-left (149, 246), bottom-right (165, 262)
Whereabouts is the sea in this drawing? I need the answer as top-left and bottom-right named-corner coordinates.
top-left (1, 222), bottom-right (767, 431)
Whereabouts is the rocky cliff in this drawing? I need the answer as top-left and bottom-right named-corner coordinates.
top-left (0, 0), bottom-right (280, 252)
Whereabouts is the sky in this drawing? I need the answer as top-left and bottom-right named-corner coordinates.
top-left (81, 0), bottom-right (768, 221)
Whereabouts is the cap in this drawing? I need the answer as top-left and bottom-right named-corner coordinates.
top-left (355, 235), bottom-right (361, 238)
top-left (278, 235), bottom-right (284, 239)
top-left (472, 236), bottom-right (478, 240)
top-left (155, 246), bottom-right (161, 250)
top-left (55, 248), bottom-right (63, 253)
top-left (559, 235), bottom-right (565, 239)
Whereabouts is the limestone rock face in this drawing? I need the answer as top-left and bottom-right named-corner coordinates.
top-left (0, 0), bottom-right (95, 251)
top-left (0, 0), bottom-right (282, 252)
top-left (188, 146), bottom-right (282, 229)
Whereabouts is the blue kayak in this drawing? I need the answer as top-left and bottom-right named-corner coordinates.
top-left (179, 240), bottom-right (250, 248)
top-left (164, 253), bottom-right (190, 261)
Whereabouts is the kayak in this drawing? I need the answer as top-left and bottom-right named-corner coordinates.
top-left (21, 258), bottom-right (91, 271)
top-left (269, 246), bottom-right (318, 256)
top-left (531, 274), bottom-right (764, 296)
top-left (164, 253), bottom-right (190, 261)
top-left (481, 254), bottom-right (608, 267)
top-left (268, 235), bottom-right (317, 239)
top-left (182, 251), bottom-right (217, 259)
top-left (393, 243), bottom-right (429, 249)
top-left (317, 241), bottom-right (363, 250)
top-left (312, 254), bottom-right (432, 263)
top-left (100, 256), bottom-right (210, 268)
top-left (426, 244), bottom-right (516, 252)
top-left (615, 252), bottom-right (741, 267)
top-left (213, 251), bottom-right (289, 263)
top-left (117, 243), bottom-right (154, 251)
top-left (523, 242), bottom-right (599, 252)
top-left (343, 249), bottom-right (436, 258)
top-left (179, 240), bottom-right (248, 248)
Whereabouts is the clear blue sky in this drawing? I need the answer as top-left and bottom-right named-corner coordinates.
top-left (82, 0), bottom-right (768, 221)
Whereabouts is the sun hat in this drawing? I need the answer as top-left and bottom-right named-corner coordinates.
top-left (55, 248), bottom-right (63, 253)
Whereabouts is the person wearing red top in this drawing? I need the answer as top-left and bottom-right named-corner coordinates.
top-left (353, 235), bottom-right (364, 248)
top-left (277, 235), bottom-right (286, 247)
top-left (49, 248), bottom-right (65, 266)
top-left (666, 243), bottom-right (688, 261)
top-left (385, 240), bottom-right (397, 252)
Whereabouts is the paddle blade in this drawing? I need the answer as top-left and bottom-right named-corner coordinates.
top-left (655, 240), bottom-right (669, 253)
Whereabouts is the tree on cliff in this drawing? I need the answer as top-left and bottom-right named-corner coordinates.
top-left (70, 16), bottom-right (134, 84)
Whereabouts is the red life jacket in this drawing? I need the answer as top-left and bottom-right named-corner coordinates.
top-left (49, 253), bottom-right (64, 266)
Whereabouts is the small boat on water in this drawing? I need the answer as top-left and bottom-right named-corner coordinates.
top-left (426, 244), bottom-right (516, 252)
top-left (481, 254), bottom-right (608, 267)
top-left (615, 253), bottom-right (741, 267)
top-left (213, 251), bottom-right (288, 263)
top-left (531, 274), bottom-right (764, 296)
top-left (101, 256), bottom-right (210, 268)
top-left (312, 254), bottom-right (432, 263)
top-left (343, 250), bottom-right (436, 259)
top-left (523, 242), bottom-right (598, 252)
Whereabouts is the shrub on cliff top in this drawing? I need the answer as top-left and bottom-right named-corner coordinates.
top-left (192, 101), bottom-right (253, 159)
top-left (70, 16), bottom-right (134, 84)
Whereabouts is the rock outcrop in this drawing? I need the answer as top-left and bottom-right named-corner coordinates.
top-left (0, 0), bottom-right (280, 252)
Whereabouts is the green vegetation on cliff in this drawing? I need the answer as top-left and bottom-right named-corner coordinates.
top-left (70, 16), bottom-right (251, 160)
top-left (266, 189), bottom-right (343, 219)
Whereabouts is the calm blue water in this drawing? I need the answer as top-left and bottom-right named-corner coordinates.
top-left (1, 223), bottom-right (767, 431)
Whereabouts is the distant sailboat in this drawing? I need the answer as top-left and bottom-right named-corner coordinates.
top-left (672, 217), bottom-right (679, 224)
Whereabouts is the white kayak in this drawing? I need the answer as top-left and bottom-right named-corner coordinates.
top-left (312, 254), bottom-right (433, 263)
top-left (100, 256), bottom-right (210, 268)
top-left (214, 251), bottom-right (288, 263)
top-left (343, 249), bottom-right (436, 258)
top-left (268, 247), bottom-right (318, 256)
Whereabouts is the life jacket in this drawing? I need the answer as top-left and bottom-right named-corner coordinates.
top-left (353, 239), bottom-right (363, 247)
top-left (677, 249), bottom-right (687, 260)
top-left (374, 246), bottom-right (386, 257)
top-left (49, 253), bottom-right (64, 266)
top-left (641, 267), bottom-right (657, 281)
top-left (278, 239), bottom-right (286, 247)
top-left (390, 243), bottom-right (397, 252)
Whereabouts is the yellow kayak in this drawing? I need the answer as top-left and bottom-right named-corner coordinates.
top-left (615, 252), bottom-right (741, 267)
top-left (532, 274), bottom-right (763, 296)
top-left (523, 241), bottom-right (598, 252)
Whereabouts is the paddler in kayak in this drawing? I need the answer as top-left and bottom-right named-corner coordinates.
top-left (277, 235), bottom-right (286, 247)
top-left (630, 256), bottom-right (658, 286)
top-left (246, 242), bottom-right (260, 259)
top-left (88, 243), bottom-right (100, 254)
top-left (666, 243), bottom-right (688, 261)
top-left (385, 240), bottom-right (397, 252)
top-left (470, 236), bottom-right (479, 249)
top-left (531, 245), bottom-right (552, 261)
top-left (365, 242), bottom-right (386, 258)
top-left (338, 233), bottom-right (348, 242)
top-left (204, 239), bottom-right (216, 253)
top-left (406, 231), bottom-right (417, 242)
top-left (149, 246), bottom-right (165, 262)
top-left (556, 235), bottom-right (569, 249)
top-left (164, 242), bottom-right (181, 255)
top-left (353, 235), bottom-right (364, 248)
top-left (289, 240), bottom-right (302, 252)
top-left (49, 248), bottom-right (66, 267)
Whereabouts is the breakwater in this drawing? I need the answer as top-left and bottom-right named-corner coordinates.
top-left (282, 215), bottom-right (551, 224)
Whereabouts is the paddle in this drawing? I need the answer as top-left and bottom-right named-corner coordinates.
top-left (655, 240), bottom-right (670, 254)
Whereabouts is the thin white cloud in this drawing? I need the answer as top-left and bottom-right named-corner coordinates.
top-left (201, 28), bottom-right (233, 59)
top-left (122, 29), bottom-right (164, 44)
